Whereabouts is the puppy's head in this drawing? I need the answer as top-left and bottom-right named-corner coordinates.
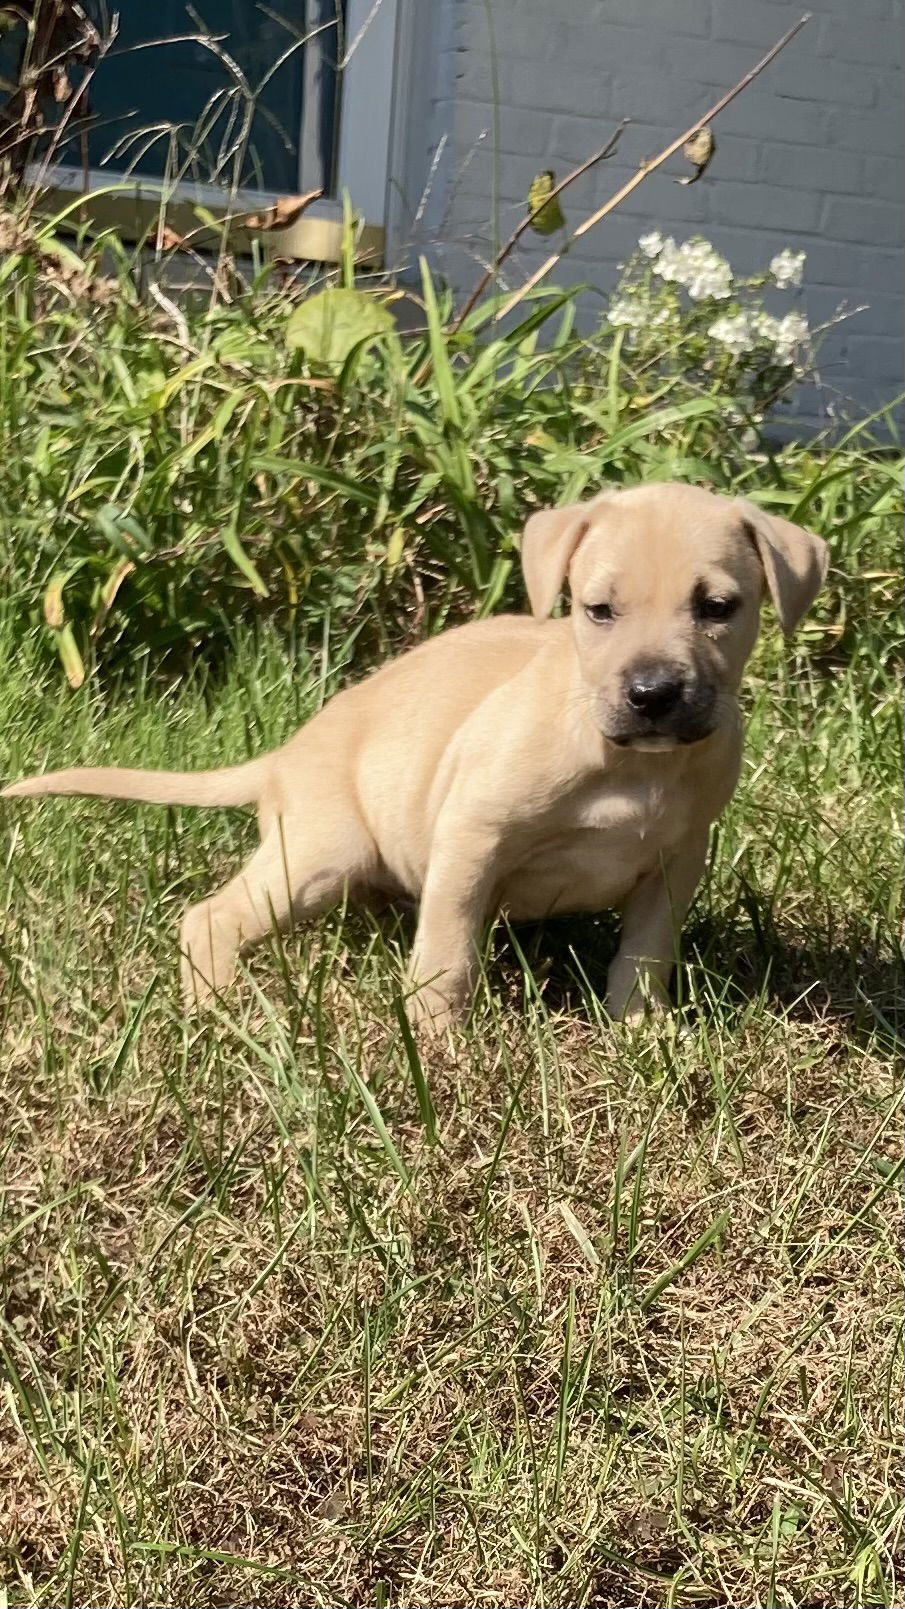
top-left (520, 482), bottom-right (828, 750)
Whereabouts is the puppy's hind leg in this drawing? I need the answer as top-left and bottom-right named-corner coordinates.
top-left (180, 807), bottom-right (375, 1007)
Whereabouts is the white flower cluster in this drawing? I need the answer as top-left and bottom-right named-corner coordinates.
top-left (638, 231), bottom-right (732, 300)
top-left (707, 312), bottom-right (761, 356)
top-left (608, 231), bottom-right (813, 378)
top-left (707, 308), bottom-right (810, 368)
top-left (773, 310), bottom-right (810, 365)
top-left (607, 295), bottom-right (669, 330)
top-left (770, 248), bottom-right (806, 288)
top-left (606, 295), bottom-right (646, 329)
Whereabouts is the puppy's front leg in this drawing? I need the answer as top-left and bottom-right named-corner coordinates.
top-left (605, 831), bottom-right (711, 1022)
top-left (407, 824), bottom-right (499, 1035)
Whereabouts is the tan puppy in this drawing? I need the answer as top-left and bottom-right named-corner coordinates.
top-left (3, 483), bottom-right (828, 1031)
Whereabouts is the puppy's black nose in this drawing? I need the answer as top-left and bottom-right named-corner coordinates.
top-left (625, 666), bottom-right (685, 718)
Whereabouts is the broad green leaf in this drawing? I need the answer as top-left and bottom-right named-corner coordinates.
top-left (285, 287), bottom-right (395, 366)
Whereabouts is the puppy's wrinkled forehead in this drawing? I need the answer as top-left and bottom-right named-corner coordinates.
top-left (572, 484), bottom-right (762, 603)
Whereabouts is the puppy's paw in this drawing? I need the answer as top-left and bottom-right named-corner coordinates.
top-left (610, 996), bottom-right (671, 1028)
top-left (179, 951), bottom-right (215, 1013)
top-left (179, 901), bottom-right (233, 1011)
top-left (406, 981), bottom-right (466, 1044)
top-left (604, 968), bottom-right (672, 1026)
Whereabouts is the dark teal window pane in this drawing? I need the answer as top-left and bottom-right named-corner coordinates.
top-left (2, 1), bottom-right (345, 193)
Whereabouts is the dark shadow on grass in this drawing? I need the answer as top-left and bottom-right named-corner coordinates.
top-left (489, 906), bottom-right (903, 1053)
top-left (683, 910), bottom-right (904, 1048)
top-left (297, 894), bottom-right (902, 1055)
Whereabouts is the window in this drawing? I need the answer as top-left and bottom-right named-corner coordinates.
top-left (11, 0), bottom-right (407, 265)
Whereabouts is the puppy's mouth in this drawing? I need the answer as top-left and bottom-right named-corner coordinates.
top-left (612, 733), bottom-right (680, 751)
top-left (607, 724), bottom-right (716, 751)
top-left (601, 702), bottom-right (720, 748)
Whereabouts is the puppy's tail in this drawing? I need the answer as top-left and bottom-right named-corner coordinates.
top-left (1, 755), bottom-right (270, 808)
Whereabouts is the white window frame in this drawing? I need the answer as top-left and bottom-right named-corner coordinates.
top-left (27, 0), bottom-right (414, 267)
top-left (336, 0), bottom-right (400, 230)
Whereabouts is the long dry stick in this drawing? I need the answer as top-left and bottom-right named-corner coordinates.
top-left (494, 12), bottom-right (812, 325)
top-left (453, 118), bottom-right (629, 332)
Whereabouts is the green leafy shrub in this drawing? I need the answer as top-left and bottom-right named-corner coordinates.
top-left (0, 209), bottom-right (901, 687)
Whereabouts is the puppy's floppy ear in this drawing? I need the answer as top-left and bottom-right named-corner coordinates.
top-left (518, 503), bottom-right (592, 620)
top-left (738, 499), bottom-right (829, 636)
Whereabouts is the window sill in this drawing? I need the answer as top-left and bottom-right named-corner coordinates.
top-left (25, 164), bottom-right (385, 267)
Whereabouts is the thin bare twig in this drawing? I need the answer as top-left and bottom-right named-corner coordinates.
top-left (147, 279), bottom-right (195, 350)
top-left (452, 118), bottom-right (629, 332)
top-left (495, 12), bottom-right (812, 324)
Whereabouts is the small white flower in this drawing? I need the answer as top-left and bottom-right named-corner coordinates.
top-left (773, 310), bottom-right (810, 365)
top-left (708, 307), bottom-right (796, 360)
top-left (770, 249), bottom-right (806, 289)
top-left (607, 295), bottom-right (647, 329)
top-left (653, 236), bottom-right (732, 299)
top-left (685, 258), bottom-right (733, 300)
top-left (750, 311), bottom-right (781, 343)
top-left (638, 230), bottom-right (664, 258)
top-left (684, 240), bottom-right (733, 300)
top-left (708, 312), bottom-right (755, 356)
top-left (651, 237), bottom-right (681, 281)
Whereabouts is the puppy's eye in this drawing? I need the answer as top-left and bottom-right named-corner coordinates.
top-left (585, 602), bottom-right (614, 624)
top-left (697, 595), bottom-right (739, 623)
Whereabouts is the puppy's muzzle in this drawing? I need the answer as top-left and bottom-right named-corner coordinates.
top-left (604, 658), bottom-right (717, 747)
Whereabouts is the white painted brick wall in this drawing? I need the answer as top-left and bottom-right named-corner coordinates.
top-left (417, 0), bottom-right (903, 427)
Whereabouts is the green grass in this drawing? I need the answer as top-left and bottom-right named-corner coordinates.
top-left (1, 584), bottom-right (901, 1605)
